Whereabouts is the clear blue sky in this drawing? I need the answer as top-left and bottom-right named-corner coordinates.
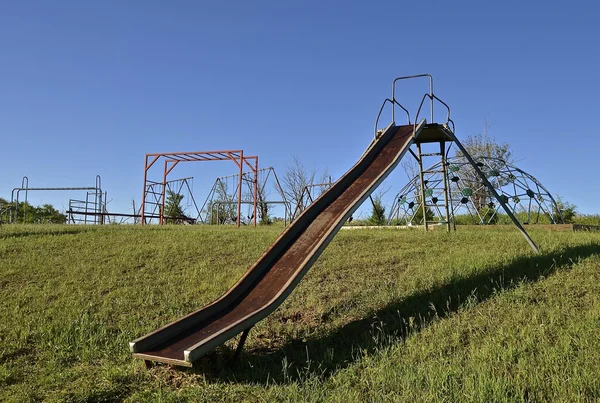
top-left (1, 1), bottom-right (599, 217)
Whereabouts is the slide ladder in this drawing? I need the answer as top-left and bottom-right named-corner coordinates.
top-left (415, 137), bottom-right (453, 231)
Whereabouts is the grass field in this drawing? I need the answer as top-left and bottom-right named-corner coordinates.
top-left (1, 224), bottom-right (599, 402)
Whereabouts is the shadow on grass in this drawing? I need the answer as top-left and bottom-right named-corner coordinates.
top-left (195, 242), bottom-right (600, 384)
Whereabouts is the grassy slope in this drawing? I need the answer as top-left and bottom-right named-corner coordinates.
top-left (0, 224), bottom-right (599, 402)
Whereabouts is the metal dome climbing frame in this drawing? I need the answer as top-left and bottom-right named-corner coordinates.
top-left (388, 156), bottom-right (564, 226)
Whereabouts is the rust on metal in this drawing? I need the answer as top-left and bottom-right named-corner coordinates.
top-left (141, 151), bottom-right (259, 226)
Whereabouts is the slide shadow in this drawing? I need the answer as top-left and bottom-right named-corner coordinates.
top-left (192, 243), bottom-right (600, 384)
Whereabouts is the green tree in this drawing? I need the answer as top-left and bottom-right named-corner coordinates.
top-left (368, 193), bottom-right (386, 225)
top-left (413, 202), bottom-right (435, 224)
top-left (454, 120), bottom-right (514, 211)
top-left (205, 180), bottom-right (236, 224)
top-left (258, 201), bottom-right (271, 225)
top-left (0, 198), bottom-right (11, 223)
top-left (553, 195), bottom-right (576, 224)
top-left (36, 204), bottom-right (67, 223)
top-left (255, 183), bottom-right (272, 225)
top-left (164, 191), bottom-right (185, 224)
top-left (478, 204), bottom-right (499, 224)
top-left (0, 198), bottom-right (66, 224)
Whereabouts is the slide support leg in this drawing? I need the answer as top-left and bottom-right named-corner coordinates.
top-left (233, 327), bottom-right (252, 362)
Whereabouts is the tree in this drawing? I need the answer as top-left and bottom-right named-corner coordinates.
top-left (37, 204), bottom-right (67, 223)
top-left (454, 120), bottom-right (514, 211)
top-left (164, 191), bottom-right (185, 224)
top-left (458, 120), bottom-right (512, 162)
top-left (412, 201), bottom-right (435, 225)
top-left (203, 179), bottom-right (237, 225)
top-left (252, 174), bottom-right (272, 225)
top-left (257, 186), bottom-right (272, 225)
top-left (282, 157), bottom-right (315, 217)
top-left (0, 197), bottom-right (66, 224)
top-left (215, 180), bottom-right (236, 223)
top-left (368, 191), bottom-right (387, 225)
top-left (282, 157), bottom-right (330, 218)
top-left (400, 149), bottom-right (420, 181)
top-left (0, 198), bottom-right (10, 223)
top-left (553, 195), bottom-right (577, 224)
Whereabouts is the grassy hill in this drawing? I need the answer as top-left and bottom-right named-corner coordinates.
top-left (1, 224), bottom-right (599, 401)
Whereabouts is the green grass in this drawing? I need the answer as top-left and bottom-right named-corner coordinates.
top-left (574, 214), bottom-right (600, 226)
top-left (1, 224), bottom-right (599, 401)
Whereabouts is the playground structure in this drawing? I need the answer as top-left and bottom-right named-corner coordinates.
top-left (388, 156), bottom-right (564, 226)
top-left (141, 150), bottom-right (258, 226)
top-left (130, 74), bottom-right (540, 368)
top-left (142, 176), bottom-right (200, 224)
top-left (291, 177), bottom-right (334, 220)
top-left (8, 176), bottom-right (107, 224)
top-left (198, 167), bottom-right (291, 226)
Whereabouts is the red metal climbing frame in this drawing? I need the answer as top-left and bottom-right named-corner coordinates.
top-left (141, 150), bottom-right (258, 227)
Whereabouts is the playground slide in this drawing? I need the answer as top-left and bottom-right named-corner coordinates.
top-left (130, 122), bottom-right (423, 367)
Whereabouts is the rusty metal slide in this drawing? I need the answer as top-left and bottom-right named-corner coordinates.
top-left (130, 122), bottom-right (424, 367)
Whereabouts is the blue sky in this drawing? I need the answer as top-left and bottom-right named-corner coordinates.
top-left (1, 0), bottom-right (599, 218)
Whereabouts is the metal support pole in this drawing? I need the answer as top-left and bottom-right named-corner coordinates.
top-left (449, 133), bottom-right (539, 253)
top-left (10, 188), bottom-right (17, 223)
top-left (253, 157), bottom-right (258, 227)
top-left (444, 142), bottom-right (457, 232)
top-left (237, 151), bottom-right (243, 228)
top-left (183, 179), bottom-right (201, 222)
top-left (440, 141), bottom-right (451, 232)
top-left (102, 191), bottom-right (107, 225)
top-left (233, 328), bottom-right (252, 361)
top-left (95, 175), bottom-right (102, 225)
top-left (160, 160), bottom-right (168, 224)
top-left (430, 80), bottom-right (434, 123)
top-left (161, 161), bottom-right (179, 224)
top-left (94, 178), bottom-right (98, 224)
top-left (392, 74), bottom-right (434, 124)
top-left (141, 155), bottom-right (160, 225)
top-left (14, 189), bottom-right (19, 224)
top-left (85, 192), bottom-right (90, 224)
top-left (416, 143), bottom-right (428, 231)
top-left (22, 176), bottom-right (28, 223)
top-left (141, 156), bottom-right (148, 225)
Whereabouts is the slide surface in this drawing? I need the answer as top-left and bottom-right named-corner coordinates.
top-left (130, 123), bottom-right (422, 366)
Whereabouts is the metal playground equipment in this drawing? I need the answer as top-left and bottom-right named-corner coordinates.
top-left (198, 167), bottom-right (292, 225)
top-left (141, 150), bottom-right (258, 226)
top-left (142, 176), bottom-right (201, 224)
top-left (291, 177), bottom-right (333, 221)
top-left (388, 156), bottom-right (564, 226)
top-left (9, 175), bottom-right (106, 224)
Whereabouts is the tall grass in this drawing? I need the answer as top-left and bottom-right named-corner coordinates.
top-left (573, 214), bottom-right (600, 225)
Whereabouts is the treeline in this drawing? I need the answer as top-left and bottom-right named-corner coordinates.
top-left (0, 198), bottom-right (67, 224)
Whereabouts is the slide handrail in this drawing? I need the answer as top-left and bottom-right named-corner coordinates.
top-left (414, 93), bottom-right (452, 127)
top-left (392, 74), bottom-right (434, 123)
top-left (376, 74), bottom-right (454, 137)
top-left (374, 98), bottom-right (411, 137)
